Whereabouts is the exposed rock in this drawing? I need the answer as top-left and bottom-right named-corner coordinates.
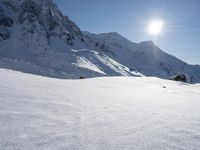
top-left (170, 72), bottom-right (192, 83)
top-left (0, 27), bottom-right (10, 41)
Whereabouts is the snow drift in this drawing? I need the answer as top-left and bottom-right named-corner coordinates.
top-left (0, 68), bottom-right (200, 149)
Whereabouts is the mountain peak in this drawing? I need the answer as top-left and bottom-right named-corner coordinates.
top-left (0, 0), bottom-right (200, 81)
top-left (139, 40), bottom-right (154, 45)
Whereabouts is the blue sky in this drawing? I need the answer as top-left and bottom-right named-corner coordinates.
top-left (54, 0), bottom-right (200, 65)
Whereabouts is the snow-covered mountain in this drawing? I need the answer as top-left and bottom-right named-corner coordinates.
top-left (0, 0), bottom-right (139, 78)
top-left (0, 0), bottom-right (200, 81)
top-left (84, 32), bottom-right (200, 82)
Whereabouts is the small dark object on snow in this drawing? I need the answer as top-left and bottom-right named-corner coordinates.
top-left (79, 76), bottom-right (84, 79)
top-left (162, 86), bottom-right (166, 88)
top-left (174, 75), bottom-right (186, 82)
top-left (169, 72), bottom-right (191, 83)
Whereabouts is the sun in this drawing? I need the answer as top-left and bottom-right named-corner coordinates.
top-left (148, 20), bottom-right (164, 35)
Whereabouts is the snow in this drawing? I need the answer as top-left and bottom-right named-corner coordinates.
top-left (0, 68), bottom-right (200, 150)
top-left (1, 0), bottom-right (200, 81)
top-left (51, 8), bottom-right (55, 17)
top-left (75, 56), bottom-right (106, 74)
top-left (84, 32), bottom-right (200, 82)
top-left (0, 9), bottom-right (139, 78)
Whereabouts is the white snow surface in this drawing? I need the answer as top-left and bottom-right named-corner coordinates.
top-left (0, 68), bottom-right (200, 150)
top-left (75, 56), bottom-right (106, 75)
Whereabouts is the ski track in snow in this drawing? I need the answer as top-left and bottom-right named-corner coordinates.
top-left (0, 69), bottom-right (200, 150)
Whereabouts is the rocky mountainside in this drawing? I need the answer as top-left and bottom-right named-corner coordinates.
top-left (0, 0), bottom-right (200, 81)
top-left (0, 0), bottom-right (139, 78)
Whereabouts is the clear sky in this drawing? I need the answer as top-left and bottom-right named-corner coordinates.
top-left (53, 0), bottom-right (200, 65)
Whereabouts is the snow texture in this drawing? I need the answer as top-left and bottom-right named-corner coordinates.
top-left (0, 68), bottom-right (200, 150)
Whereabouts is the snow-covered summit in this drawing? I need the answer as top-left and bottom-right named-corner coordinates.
top-left (0, 0), bottom-right (141, 78)
top-left (0, 0), bottom-right (200, 81)
top-left (84, 32), bottom-right (200, 82)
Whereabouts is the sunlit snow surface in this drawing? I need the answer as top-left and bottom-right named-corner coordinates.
top-left (0, 69), bottom-right (200, 150)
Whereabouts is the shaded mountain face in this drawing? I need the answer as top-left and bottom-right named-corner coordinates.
top-left (0, 0), bottom-right (138, 78)
top-left (0, 0), bottom-right (199, 81)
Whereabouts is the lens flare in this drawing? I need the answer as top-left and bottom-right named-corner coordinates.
top-left (148, 20), bottom-right (164, 35)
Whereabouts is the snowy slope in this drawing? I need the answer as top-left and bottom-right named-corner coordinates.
top-left (0, 68), bottom-right (200, 150)
top-left (0, 0), bottom-right (200, 81)
top-left (0, 0), bottom-right (140, 78)
top-left (84, 32), bottom-right (200, 82)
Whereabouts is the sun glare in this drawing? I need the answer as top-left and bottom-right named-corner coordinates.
top-left (148, 20), bottom-right (164, 35)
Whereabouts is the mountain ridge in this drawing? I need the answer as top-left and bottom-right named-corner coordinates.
top-left (84, 31), bottom-right (200, 81)
top-left (0, 0), bottom-right (200, 81)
